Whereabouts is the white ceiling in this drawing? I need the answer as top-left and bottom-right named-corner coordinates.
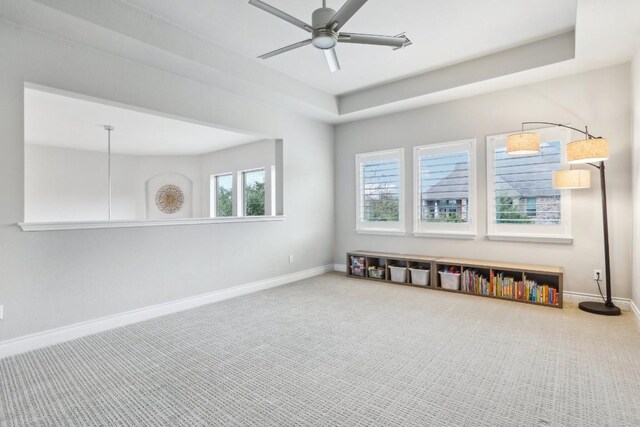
top-left (24, 87), bottom-right (262, 156)
top-left (120, 0), bottom-right (577, 95)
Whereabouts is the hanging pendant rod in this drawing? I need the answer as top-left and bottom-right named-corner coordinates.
top-left (104, 125), bottom-right (114, 220)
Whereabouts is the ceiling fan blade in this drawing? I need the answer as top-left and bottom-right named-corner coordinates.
top-left (323, 48), bottom-right (341, 72)
top-left (338, 32), bottom-right (406, 48)
top-left (326, 0), bottom-right (368, 31)
top-left (258, 39), bottom-right (312, 59)
top-left (249, 0), bottom-right (312, 32)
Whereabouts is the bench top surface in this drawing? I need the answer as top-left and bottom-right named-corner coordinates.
top-left (348, 250), bottom-right (563, 274)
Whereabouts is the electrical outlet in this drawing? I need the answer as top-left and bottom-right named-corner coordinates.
top-left (593, 269), bottom-right (602, 281)
top-left (289, 255), bottom-right (294, 264)
top-left (0, 305), bottom-right (3, 320)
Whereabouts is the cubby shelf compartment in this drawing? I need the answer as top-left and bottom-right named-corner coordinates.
top-left (346, 251), bottom-right (563, 309)
top-left (346, 251), bottom-right (438, 289)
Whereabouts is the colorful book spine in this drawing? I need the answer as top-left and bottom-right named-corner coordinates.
top-left (462, 270), bottom-right (558, 306)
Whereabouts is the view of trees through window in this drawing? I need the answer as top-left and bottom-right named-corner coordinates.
top-left (360, 160), bottom-right (400, 222)
top-left (419, 151), bottom-right (469, 223)
top-left (243, 169), bottom-right (265, 216)
top-left (494, 141), bottom-right (561, 225)
top-left (215, 174), bottom-right (233, 217)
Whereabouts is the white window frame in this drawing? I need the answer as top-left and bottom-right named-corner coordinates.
top-left (238, 167), bottom-right (266, 217)
top-left (355, 148), bottom-right (405, 235)
top-left (486, 126), bottom-right (573, 244)
top-left (210, 172), bottom-right (233, 218)
top-left (413, 139), bottom-right (477, 239)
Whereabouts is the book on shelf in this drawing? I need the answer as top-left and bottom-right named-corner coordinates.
top-left (461, 270), bottom-right (558, 305)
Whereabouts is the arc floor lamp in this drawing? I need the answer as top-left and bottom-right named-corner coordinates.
top-left (507, 122), bottom-right (620, 316)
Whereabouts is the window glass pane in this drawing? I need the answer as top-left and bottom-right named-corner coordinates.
top-left (419, 151), bottom-right (469, 223)
top-left (361, 160), bottom-right (400, 222)
top-left (494, 141), bottom-right (561, 225)
top-left (215, 174), bottom-right (233, 217)
top-left (243, 169), bottom-right (265, 216)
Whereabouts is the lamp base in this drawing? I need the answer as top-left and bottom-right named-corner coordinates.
top-left (578, 301), bottom-right (621, 316)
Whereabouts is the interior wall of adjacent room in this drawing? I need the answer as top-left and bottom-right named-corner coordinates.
top-left (24, 145), bottom-right (204, 221)
top-left (632, 49), bottom-right (640, 310)
top-left (200, 139), bottom-right (276, 217)
top-left (0, 21), bottom-right (334, 341)
top-left (24, 145), bottom-right (138, 222)
top-left (334, 64), bottom-right (632, 299)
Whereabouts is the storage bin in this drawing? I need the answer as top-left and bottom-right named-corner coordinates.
top-left (439, 271), bottom-right (461, 290)
top-left (350, 256), bottom-right (366, 277)
top-left (368, 266), bottom-right (385, 279)
top-left (409, 268), bottom-right (430, 286)
top-left (389, 266), bottom-right (407, 283)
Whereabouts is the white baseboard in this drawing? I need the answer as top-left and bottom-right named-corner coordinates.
top-left (562, 291), bottom-right (630, 311)
top-left (0, 264), bottom-right (334, 360)
top-left (630, 300), bottom-right (640, 331)
top-left (334, 263), bottom-right (347, 273)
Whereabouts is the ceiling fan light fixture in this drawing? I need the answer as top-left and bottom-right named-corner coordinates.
top-left (312, 27), bottom-right (338, 49)
top-left (312, 35), bottom-right (337, 49)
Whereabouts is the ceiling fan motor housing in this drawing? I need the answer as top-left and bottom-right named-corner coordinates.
top-left (311, 7), bottom-right (337, 49)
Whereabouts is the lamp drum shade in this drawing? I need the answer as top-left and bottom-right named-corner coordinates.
top-left (553, 169), bottom-right (591, 189)
top-left (506, 133), bottom-right (541, 155)
top-left (567, 138), bottom-right (609, 164)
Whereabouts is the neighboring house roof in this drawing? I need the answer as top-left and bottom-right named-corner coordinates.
top-left (423, 153), bottom-right (560, 200)
top-left (423, 162), bottom-right (469, 200)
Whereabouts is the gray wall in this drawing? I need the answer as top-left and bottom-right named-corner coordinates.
top-left (0, 22), bottom-right (334, 341)
top-left (335, 64), bottom-right (633, 299)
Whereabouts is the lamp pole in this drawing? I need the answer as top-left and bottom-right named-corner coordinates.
top-left (519, 122), bottom-right (620, 315)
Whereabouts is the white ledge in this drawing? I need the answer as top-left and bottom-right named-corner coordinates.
top-left (19, 216), bottom-right (285, 231)
top-left (486, 233), bottom-right (573, 244)
top-left (355, 229), bottom-right (406, 236)
top-left (413, 232), bottom-right (477, 240)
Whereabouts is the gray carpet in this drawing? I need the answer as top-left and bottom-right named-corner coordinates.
top-left (1, 273), bottom-right (639, 426)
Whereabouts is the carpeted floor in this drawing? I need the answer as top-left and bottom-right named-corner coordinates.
top-left (1, 273), bottom-right (639, 426)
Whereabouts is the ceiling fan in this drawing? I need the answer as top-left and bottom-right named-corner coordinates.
top-left (248, 0), bottom-right (410, 72)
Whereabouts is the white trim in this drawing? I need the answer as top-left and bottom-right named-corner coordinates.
top-left (563, 291), bottom-right (630, 311)
top-left (0, 264), bottom-right (334, 359)
top-left (355, 229), bottom-right (407, 236)
top-left (19, 215), bottom-right (285, 232)
top-left (355, 148), bottom-right (406, 233)
top-left (413, 139), bottom-right (477, 236)
top-left (486, 233), bottom-right (573, 244)
top-left (630, 300), bottom-right (640, 331)
top-left (486, 126), bottom-right (572, 239)
top-left (413, 232), bottom-right (477, 240)
top-left (334, 263), bottom-right (347, 273)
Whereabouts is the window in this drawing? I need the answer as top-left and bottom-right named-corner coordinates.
top-left (211, 174), bottom-right (233, 218)
top-left (242, 169), bottom-right (265, 216)
top-left (525, 197), bottom-right (537, 218)
top-left (413, 140), bottom-right (476, 237)
top-left (355, 149), bottom-right (405, 234)
top-left (487, 127), bottom-right (572, 242)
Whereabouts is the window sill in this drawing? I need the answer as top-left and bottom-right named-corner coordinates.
top-left (413, 232), bottom-right (477, 240)
top-left (355, 229), bottom-right (406, 236)
top-left (486, 233), bottom-right (573, 244)
top-left (18, 216), bottom-right (285, 232)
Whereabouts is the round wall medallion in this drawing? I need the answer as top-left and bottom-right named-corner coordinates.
top-left (155, 184), bottom-right (184, 214)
